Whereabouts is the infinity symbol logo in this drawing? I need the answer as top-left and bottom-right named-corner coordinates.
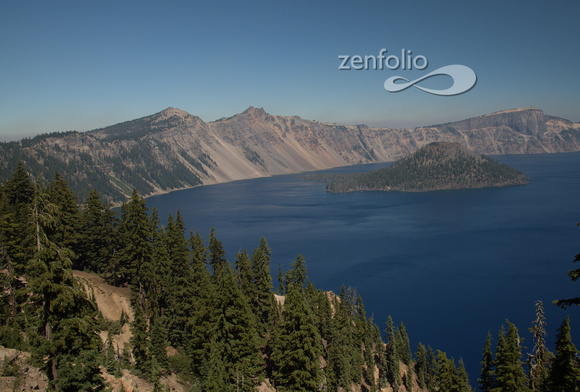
top-left (384, 65), bottom-right (477, 96)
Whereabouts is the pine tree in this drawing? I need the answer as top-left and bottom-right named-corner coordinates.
top-left (208, 228), bottom-right (227, 277)
top-left (326, 290), bottom-right (357, 390)
top-left (385, 315), bottom-right (400, 389)
top-left (546, 315), bottom-right (579, 392)
top-left (313, 289), bottom-right (333, 342)
top-left (107, 202), bottom-right (131, 286)
top-left (277, 262), bottom-right (284, 295)
top-left (130, 301), bottom-right (150, 377)
top-left (426, 345), bottom-right (438, 391)
top-left (395, 321), bottom-right (412, 366)
top-left (456, 358), bottom-right (472, 392)
top-left (479, 331), bottom-right (495, 392)
top-left (105, 331), bottom-right (121, 377)
top-left (204, 338), bottom-right (228, 392)
top-left (415, 342), bottom-right (428, 389)
top-left (184, 231), bottom-right (215, 376)
top-left (235, 249), bottom-right (253, 296)
top-left (492, 321), bottom-right (530, 392)
top-left (271, 281), bottom-right (322, 391)
top-left (189, 230), bottom-right (209, 293)
top-left (26, 180), bottom-right (104, 391)
top-left (528, 300), bottom-right (551, 392)
top-left (250, 237), bottom-right (275, 332)
top-left (166, 211), bottom-right (188, 269)
top-left (1, 162), bottom-right (34, 275)
top-left (149, 316), bottom-right (169, 374)
top-left (0, 174), bottom-right (27, 349)
top-left (165, 212), bottom-right (194, 347)
top-left (126, 189), bottom-right (154, 304)
top-left (149, 207), bottom-right (168, 318)
top-left (284, 253), bottom-right (307, 290)
top-left (78, 189), bottom-right (117, 273)
top-left (435, 350), bottom-right (457, 392)
top-left (46, 172), bottom-right (81, 255)
top-left (210, 263), bottom-right (261, 391)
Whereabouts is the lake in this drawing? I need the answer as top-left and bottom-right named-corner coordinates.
top-left (147, 151), bottom-right (580, 387)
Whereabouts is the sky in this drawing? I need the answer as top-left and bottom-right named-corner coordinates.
top-left (1, 0), bottom-right (579, 141)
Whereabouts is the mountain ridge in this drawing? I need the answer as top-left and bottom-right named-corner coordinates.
top-left (0, 107), bottom-right (578, 203)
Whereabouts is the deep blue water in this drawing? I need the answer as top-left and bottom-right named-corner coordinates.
top-left (148, 152), bottom-right (580, 388)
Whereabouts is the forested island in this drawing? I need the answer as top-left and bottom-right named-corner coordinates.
top-left (0, 163), bottom-right (577, 392)
top-left (317, 142), bottom-right (528, 193)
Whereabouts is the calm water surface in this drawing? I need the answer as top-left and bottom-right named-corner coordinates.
top-left (148, 152), bottom-right (580, 386)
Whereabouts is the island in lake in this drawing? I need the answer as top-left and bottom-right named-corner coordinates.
top-left (315, 142), bottom-right (528, 193)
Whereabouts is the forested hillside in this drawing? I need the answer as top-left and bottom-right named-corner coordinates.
top-left (321, 142), bottom-right (528, 193)
top-left (0, 163), bottom-right (473, 391)
top-left (1, 164), bottom-right (577, 392)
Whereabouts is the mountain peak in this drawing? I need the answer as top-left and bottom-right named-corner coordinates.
top-left (158, 107), bottom-right (190, 118)
top-left (485, 107), bottom-right (543, 117)
top-left (242, 106), bottom-right (267, 117)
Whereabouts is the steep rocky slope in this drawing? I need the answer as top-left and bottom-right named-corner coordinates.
top-left (0, 107), bottom-right (578, 202)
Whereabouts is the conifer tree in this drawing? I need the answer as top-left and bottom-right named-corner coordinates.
top-left (26, 180), bottom-right (104, 391)
top-left (166, 211), bottom-right (188, 273)
top-left (426, 345), bottom-right (438, 391)
top-left (528, 300), bottom-right (551, 392)
top-left (185, 231), bottom-right (215, 376)
top-left (149, 207), bottom-right (168, 317)
top-left (235, 249), bottom-right (253, 296)
top-left (277, 262), bottom-right (284, 295)
top-left (546, 315), bottom-right (579, 392)
top-left (149, 316), bottom-right (169, 374)
top-left (415, 342), bottom-right (428, 389)
top-left (385, 315), bottom-right (400, 389)
top-left (456, 358), bottom-right (472, 392)
top-left (108, 202), bottom-right (131, 286)
top-left (326, 291), bottom-right (357, 390)
top-left (479, 331), bottom-right (495, 392)
top-left (435, 350), bottom-right (457, 392)
top-left (189, 230), bottom-right (212, 299)
top-left (210, 262), bottom-right (261, 391)
top-left (126, 189), bottom-right (154, 304)
top-left (375, 325), bottom-right (388, 390)
top-left (250, 237), bottom-right (275, 332)
top-left (1, 162), bottom-right (34, 275)
top-left (205, 338), bottom-right (228, 392)
top-left (395, 321), bottom-right (412, 366)
top-left (314, 289), bottom-right (333, 342)
top-left (271, 278), bottom-right (322, 391)
top-left (78, 189), bottom-right (117, 273)
top-left (165, 212), bottom-right (194, 347)
top-left (493, 321), bottom-right (530, 392)
top-left (208, 227), bottom-right (227, 277)
top-left (105, 331), bottom-right (121, 377)
top-left (284, 253), bottom-right (307, 290)
top-left (46, 172), bottom-right (81, 255)
top-left (130, 300), bottom-right (150, 377)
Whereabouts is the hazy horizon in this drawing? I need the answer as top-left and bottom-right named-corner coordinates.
top-left (1, 0), bottom-right (579, 140)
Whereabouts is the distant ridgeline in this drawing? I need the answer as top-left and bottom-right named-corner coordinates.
top-left (0, 106), bottom-right (577, 203)
top-left (319, 142), bottom-right (528, 193)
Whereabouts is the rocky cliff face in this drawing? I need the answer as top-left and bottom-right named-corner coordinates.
top-left (0, 107), bottom-right (578, 202)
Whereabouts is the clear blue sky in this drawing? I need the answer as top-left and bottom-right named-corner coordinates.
top-left (1, 0), bottom-right (579, 140)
